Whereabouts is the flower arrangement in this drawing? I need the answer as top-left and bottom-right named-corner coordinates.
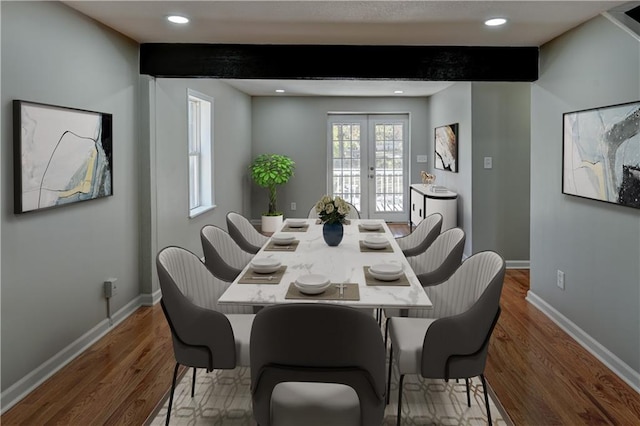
top-left (315, 195), bottom-right (351, 224)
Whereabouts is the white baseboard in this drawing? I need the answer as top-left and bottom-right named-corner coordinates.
top-left (462, 256), bottom-right (529, 270)
top-left (526, 291), bottom-right (640, 394)
top-left (140, 289), bottom-right (162, 306)
top-left (506, 260), bottom-right (530, 269)
top-left (0, 296), bottom-right (143, 414)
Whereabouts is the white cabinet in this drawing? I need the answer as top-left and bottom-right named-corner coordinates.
top-left (409, 184), bottom-right (457, 231)
top-left (410, 187), bottom-right (426, 227)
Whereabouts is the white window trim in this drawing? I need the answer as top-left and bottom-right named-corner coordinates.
top-left (187, 89), bottom-right (215, 218)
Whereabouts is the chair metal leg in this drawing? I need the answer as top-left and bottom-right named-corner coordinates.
top-left (386, 343), bottom-right (394, 405)
top-left (166, 362), bottom-right (180, 426)
top-left (396, 374), bottom-right (405, 426)
top-left (384, 317), bottom-right (390, 349)
top-left (480, 374), bottom-right (492, 425)
top-left (191, 367), bottom-right (197, 397)
top-left (465, 378), bottom-right (471, 407)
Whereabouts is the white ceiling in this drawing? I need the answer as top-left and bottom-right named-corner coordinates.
top-left (62, 0), bottom-right (636, 96)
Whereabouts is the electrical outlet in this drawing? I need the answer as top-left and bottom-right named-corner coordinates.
top-left (104, 278), bottom-right (118, 298)
top-left (417, 155), bottom-right (428, 163)
top-left (557, 270), bottom-right (565, 290)
top-left (291, 202), bottom-right (297, 211)
top-left (484, 157), bottom-right (493, 169)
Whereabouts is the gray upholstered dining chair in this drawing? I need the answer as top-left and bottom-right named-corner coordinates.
top-left (386, 250), bottom-right (505, 426)
top-left (395, 213), bottom-right (442, 257)
top-left (383, 227), bottom-right (466, 345)
top-left (156, 246), bottom-right (254, 426)
top-left (407, 227), bottom-right (466, 287)
top-left (201, 224), bottom-right (254, 282)
top-left (250, 303), bottom-right (387, 426)
top-left (307, 201), bottom-right (361, 219)
top-left (226, 211), bottom-right (269, 254)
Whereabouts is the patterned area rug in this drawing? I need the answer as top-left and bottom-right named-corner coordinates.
top-left (149, 364), bottom-right (510, 425)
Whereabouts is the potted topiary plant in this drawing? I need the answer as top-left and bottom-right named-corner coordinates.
top-left (249, 153), bottom-right (295, 233)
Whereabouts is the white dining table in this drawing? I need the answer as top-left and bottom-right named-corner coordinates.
top-left (217, 218), bottom-right (433, 310)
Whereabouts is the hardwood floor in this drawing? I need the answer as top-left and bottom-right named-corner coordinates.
top-left (486, 269), bottom-right (640, 425)
top-left (2, 224), bottom-right (639, 425)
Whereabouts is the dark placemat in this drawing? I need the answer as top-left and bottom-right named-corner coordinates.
top-left (281, 224), bottom-right (309, 232)
top-left (358, 225), bottom-right (383, 233)
top-left (359, 240), bottom-right (394, 253)
top-left (363, 266), bottom-right (410, 286)
top-left (237, 265), bottom-right (287, 284)
top-left (264, 240), bottom-right (300, 252)
top-left (285, 282), bottom-right (360, 301)
top-left (315, 219), bottom-right (351, 225)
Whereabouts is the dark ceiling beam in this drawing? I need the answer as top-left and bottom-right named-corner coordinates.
top-left (140, 43), bottom-right (538, 81)
top-left (626, 5), bottom-right (640, 24)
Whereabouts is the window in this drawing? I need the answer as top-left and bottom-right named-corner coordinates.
top-left (187, 90), bottom-right (214, 217)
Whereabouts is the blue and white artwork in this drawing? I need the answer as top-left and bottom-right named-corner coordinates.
top-left (14, 101), bottom-right (112, 213)
top-left (563, 101), bottom-right (640, 209)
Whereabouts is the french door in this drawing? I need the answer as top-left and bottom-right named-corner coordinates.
top-left (327, 114), bottom-right (409, 222)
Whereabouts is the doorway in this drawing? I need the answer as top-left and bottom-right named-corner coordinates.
top-left (327, 114), bottom-right (409, 221)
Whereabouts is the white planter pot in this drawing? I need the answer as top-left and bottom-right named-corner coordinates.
top-left (261, 215), bottom-right (283, 233)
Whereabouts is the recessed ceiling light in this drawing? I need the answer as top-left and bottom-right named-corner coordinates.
top-left (275, 89), bottom-right (285, 93)
top-left (485, 18), bottom-right (507, 27)
top-left (394, 90), bottom-right (404, 94)
top-left (167, 15), bottom-right (189, 24)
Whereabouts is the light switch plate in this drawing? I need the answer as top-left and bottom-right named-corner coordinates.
top-left (484, 157), bottom-right (493, 169)
top-left (417, 155), bottom-right (428, 163)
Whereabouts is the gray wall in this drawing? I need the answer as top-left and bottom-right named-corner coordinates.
top-left (1, 1), bottom-right (140, 391)
top-left (250, 96), bottom-right (429, 221)
top-left (152, 78), bottom-right (252, 283)
top-left (426, 82), bottom-right (531, 261)
top-left (531, 16), bottom-right (639, 375)
top-left (472, 83), bottom-right (531, 261)
top-left (427, 83), bottom-right (474, 255)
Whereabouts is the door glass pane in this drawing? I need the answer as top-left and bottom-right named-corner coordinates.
top-left (331, 123), bottom-right (361, 211)
top-left (373, 123), bottom-right (403, 212)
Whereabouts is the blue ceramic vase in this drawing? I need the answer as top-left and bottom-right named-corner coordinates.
top-left (322, 222), bottom-right (344, 246)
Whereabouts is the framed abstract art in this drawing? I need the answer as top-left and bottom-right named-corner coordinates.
top-left (562, 101), bottom-right (639, 209)
top-left (434, 123), bottom-right (458, 172)
top-left (13, 100), bottom-right (113, 214)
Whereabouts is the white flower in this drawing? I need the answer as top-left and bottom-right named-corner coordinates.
top-left (316, 194), bottom-right (350, 224)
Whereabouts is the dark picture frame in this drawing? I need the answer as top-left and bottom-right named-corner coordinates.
top-left (13, 100), bottom-right (113, 214)
top-left (434, 123), bottom-right (458, 172)
top-left (562, 100), bottom-right (640, 209)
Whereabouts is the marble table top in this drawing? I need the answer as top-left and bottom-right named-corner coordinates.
top-left (218, 218), bottom-right (433, 310)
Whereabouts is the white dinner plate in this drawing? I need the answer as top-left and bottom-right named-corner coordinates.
top-left (271, 233), bottom-right (296, 245)
top-left (360, 220), bottom-right (381, 231)
top-left (250, 258), bottom-right (282, 274)
top-left (295, 274), bottom-right (331, 295)
top-left (363, 234), bottom-right (389, 249)
top-left (369, 268), bottom-right (403, 281)
top-left (369, 262), bottom-right (403, 275)
top-left (287, 219), bottom-right (307, 228)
